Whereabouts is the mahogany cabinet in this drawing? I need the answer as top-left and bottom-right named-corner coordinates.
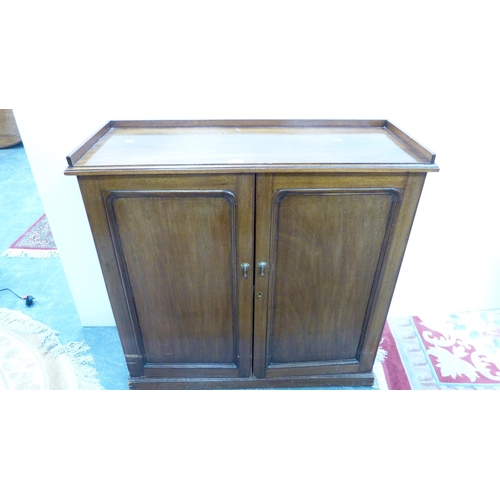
top-left (65, 120), bottom-right (438, 389)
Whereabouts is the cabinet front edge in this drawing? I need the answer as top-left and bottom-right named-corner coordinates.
top-left (64, 163), bottom-right (439, 176)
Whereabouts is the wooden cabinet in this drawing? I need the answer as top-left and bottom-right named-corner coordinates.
top-left (65, 120), bottom-right (438, 389)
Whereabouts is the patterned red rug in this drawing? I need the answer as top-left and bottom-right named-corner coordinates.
top-left (377, 310), bottom-right (500, 390)
top-left (375, 322), bottom-right (411, 389)
top-left (2, 214), bottom-right (58, 258)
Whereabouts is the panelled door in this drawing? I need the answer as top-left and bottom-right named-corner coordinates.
top-left (252, 173), bottom-right (406, 379)
top-left (83, 174), bottom-right (255, 379)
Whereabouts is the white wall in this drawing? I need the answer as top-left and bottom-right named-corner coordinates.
top-left (5, 1), bottom-right (500, 325)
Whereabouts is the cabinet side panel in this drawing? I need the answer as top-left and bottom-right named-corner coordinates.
top-left (108, 192), bottom-right (236, 364)
top-left (269, 189), bottom-right (398, 364)
top-left (358, 173), bottom-right (427, 371)
top-left (77, 178), bottom-right (146, 376)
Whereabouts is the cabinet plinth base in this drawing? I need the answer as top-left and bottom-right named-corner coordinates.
top-left (128, 372), bottom-right (375, 390)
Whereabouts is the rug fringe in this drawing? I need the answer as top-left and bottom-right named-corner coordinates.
top-left (1, 248), bottom-right (59, 258)
top-left (375, 347), bottom-right (387, 364)
top-left (50, 341), bottom-right (103, 390)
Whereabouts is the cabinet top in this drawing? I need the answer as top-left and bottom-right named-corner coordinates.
top-left (65, 120), bottom-right (438, 175)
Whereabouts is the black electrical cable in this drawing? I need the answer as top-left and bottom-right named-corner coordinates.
top-left (0, 288), bottom-right (35, 306)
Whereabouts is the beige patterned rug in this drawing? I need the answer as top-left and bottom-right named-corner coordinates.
top-left (0, 308), bottom-right (102, 390)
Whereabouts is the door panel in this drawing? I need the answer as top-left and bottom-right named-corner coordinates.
top-left (270, 189), bottom-right (398, 362)
top-left (254, 174), bottom-right (402, 378)
top-left (95, 175), bottom-right (254, 379)
top-left (110, 192), bottom-right (235, 364)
